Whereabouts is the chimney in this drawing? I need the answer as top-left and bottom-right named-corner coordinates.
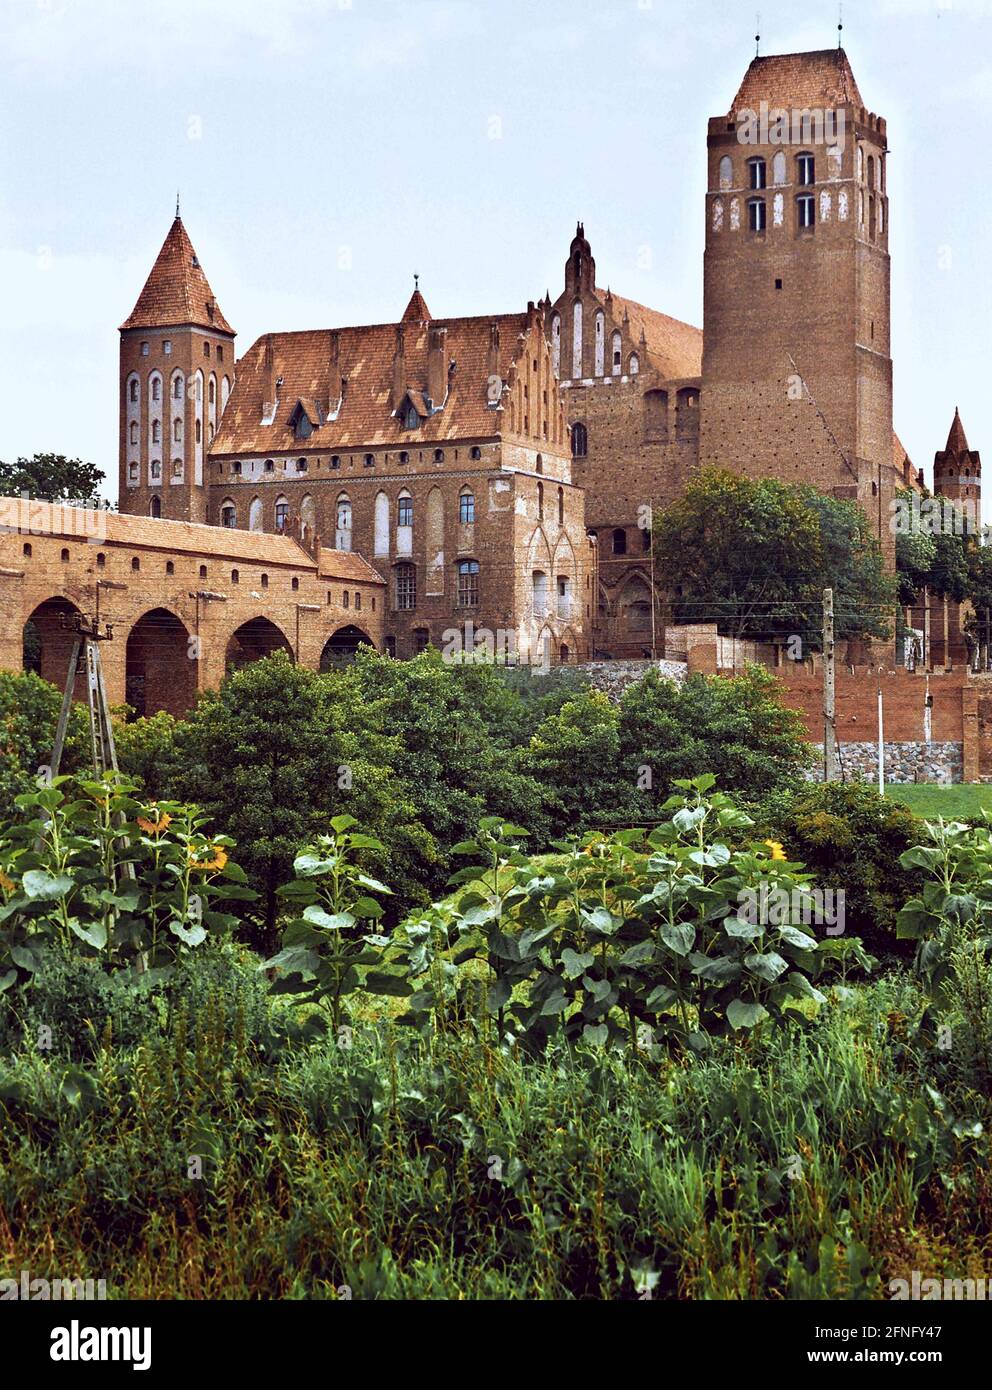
top-left (392, 323), bottom-right (406, 411)
top-left (328, 330), bottom-right (340, 410)
top-left (261, 334), bottom-right (277, 421)
top-left (427, 325), bottom-right (447, 408)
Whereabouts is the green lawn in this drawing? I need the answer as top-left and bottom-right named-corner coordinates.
top-left (886, 782), bottom-right (992, 822)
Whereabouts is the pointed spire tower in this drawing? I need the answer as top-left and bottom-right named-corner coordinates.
top-left (119, 213), bottom-right (236, 523)
top-left (933, 407), bottom-right (981, 522)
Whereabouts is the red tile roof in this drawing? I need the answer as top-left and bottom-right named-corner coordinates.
top-left (606, 292), bottom-right (702, 380)
top-left (316, 547), bottom-right (385, 585)
top-left (945, 407), bottom-right (969, 455)
top-left (211, 311), bottom-right (536, 455)
top-left (0, 496), bottom-right (382, 582)
top-left (120, 217), bottom-right (235, 335)
top-left (401, 288), bottom-right (431, 323)
top-left (728, 48), bottom-right (863, 116)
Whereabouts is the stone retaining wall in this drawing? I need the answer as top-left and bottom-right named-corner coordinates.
top-left (807, 741), bottom-right (963, 785)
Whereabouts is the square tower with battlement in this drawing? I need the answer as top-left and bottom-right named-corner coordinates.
top-left (698, 49), bottom-right (896, 560)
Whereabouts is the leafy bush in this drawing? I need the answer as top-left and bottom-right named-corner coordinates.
top-left (618, 665), bottom-right (813, 806)
top-left (2, 953), bottom-right (166, 1057)
top-left (757, 781), bottom-right (921, 962)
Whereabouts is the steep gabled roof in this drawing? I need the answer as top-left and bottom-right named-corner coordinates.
top-left (605, 293), bottom-right (702, 380)
top-left (120, 216), bottom-right (234, 334)
top-left (728, 48), bottom-right (863, 116)
top-left (211, 311), bottom-right (536, 455)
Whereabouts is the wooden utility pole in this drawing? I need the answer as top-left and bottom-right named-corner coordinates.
top-left (923, 586), bottom-right (931, 671)
top-left (648, 501), bottom-right (657, 660)
top-left (823, 588), bottom-right (838, 782)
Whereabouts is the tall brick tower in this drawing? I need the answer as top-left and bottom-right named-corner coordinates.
top-left (698, 49), bottom-right (895, 559)
top-left (933, 408), bottom-right (981, 521)
top-left (119, 213), bottom-right (235, 523)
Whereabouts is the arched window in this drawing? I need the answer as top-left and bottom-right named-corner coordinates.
top-left (594, 310), bottom-right (605, 376)
top-left (629, 354), bottom-right (639, 375)
top-left (718, 155), bottom-right (733, 190)
top-left (571, 422), bottom-right (588, 458)
top-left (772, 151), bottom-right (786, 186)
top-left (208, 378), bottom-right (216, 405)
top-left (397, 492), bottom-right (413, 528)
top-left (129, 378), bottom-right (138, 403)
top-left (220, 500), bottom-right (236, 528)
top-left (858, 146), bottom-right (865, 181)
top-left (149, 497), bottom-right (161, 519)
top-left (130, 421), bottom-right (138, 445)
top-left (537, 480), bottom-right (544, 520)
top-left (536, 453), bottom-right (543, 474)
top-left (557, 486), bottom-right (564, 526)
top-left (395, 562), bottom-right (416, 610)
top-left (747, 197), bottom-right (766, 232)
top-left (173, 375), bottom-right (183, 400)
top-left (151, 377), bottom-right (161, 402)
top-left (748, 156), bottom-right (766, 189)
top-left (249, 497), bottom-right (263, 532)
top-left (151, 419), bottom-right (161, 444)
top-left (550, 312), bottom-right (561, 376)
top-left (457, 558), bottom-right (480, 608)
top-left (275, 496), bottom-right (289, 532)
top-left (532, 570), bottom-right (548, 617)
top-left (866, 155), bottom-right (875, 190)
top-left (221, 375), bottom-right (231, 410)
top-left (459, 488), bottom-right (475, 524)
top-left (612, 331), bottom-right (622, 375)
top-left (644, 389), bottom-right (669, 441)
top-left (676, 387), bottom-right (700, 442)
top-left (797, 152), bottom-right (815, 185)
top-left (300, 494), bottom-right (316, 540)
top-left (173, 419), bottom-right (182, 443)
top-left (374, 491), bottom-right (389, 554)
top-left (336, 494), bottom-right (352, 551)
top-left (195, 419), bottom-right (201, 443)
top-left (572, 300), bottom-right (582, 377)
top-left (611, 528), bottom-right (627, 554)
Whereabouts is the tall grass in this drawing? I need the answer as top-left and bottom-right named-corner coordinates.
top-left (1, 957), bottom-right (989, 1299)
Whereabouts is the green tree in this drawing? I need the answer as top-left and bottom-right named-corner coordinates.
top-left (617, 665), bottom-right (813, 806)
top-left (514, 687), bottom-right (633, 833)
top-left (336, 647), bottom-right (546, 854)
top-left (0, 670), bottom-right (87, 803)
top-left (118, 652), bottom-right (436, 944)
top-left (0, 453), bottom-right (106, 502)
top-left (654, 468), bottom-right (893, 646)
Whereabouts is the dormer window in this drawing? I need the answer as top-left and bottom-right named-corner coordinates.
top-left (406, 404), bottom-right (419, 429)
top-left (289, 399), bottom-right (320, 441)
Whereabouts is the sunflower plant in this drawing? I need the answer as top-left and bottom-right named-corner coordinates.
top-left (0, 772), bottom-right (254, 990)
top-left (380, 777), bottom-right (831, 1055)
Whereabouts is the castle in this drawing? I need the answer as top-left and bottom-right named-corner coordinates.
top-left (1, 45), bottom-right (980, 718)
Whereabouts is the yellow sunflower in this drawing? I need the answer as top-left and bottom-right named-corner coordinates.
top-left (763, 839), bottom-right (787, 861)
top-left (137, 810), bottom-right (172, 835)
top-left (188, 844), bottom-right (228, 872)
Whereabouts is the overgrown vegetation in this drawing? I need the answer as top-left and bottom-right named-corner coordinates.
top-left (2, 654), bottom-right (990, 1300)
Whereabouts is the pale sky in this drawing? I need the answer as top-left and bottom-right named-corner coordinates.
top-left (1, 0), bottom-right (989, 511)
